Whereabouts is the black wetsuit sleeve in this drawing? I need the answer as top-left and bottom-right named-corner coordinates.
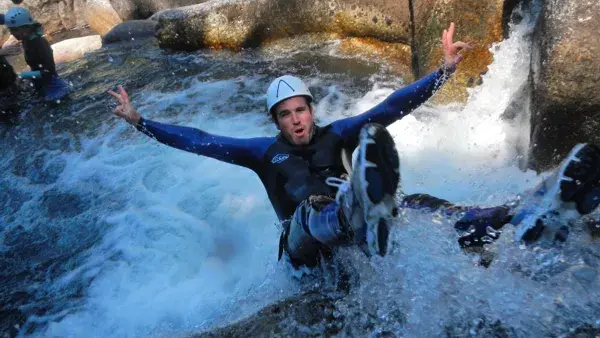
top-left (23, 37), bottom-right (56, 87)
top-left (0, 56), bottom-right (17, 90)
top-left (136, 118), bottom-right (274, 170)
top-left (330, 68), bottom-right (452, 141)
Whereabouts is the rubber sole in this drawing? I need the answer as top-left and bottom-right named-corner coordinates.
top-left (363, 124), bottom-right (401, 204)
top-left (356, 124), bottom-right (400, 256)
top-left (559, 144), bottom-right (600, 214)
top-left (514, 143), bottom-right (600, 242)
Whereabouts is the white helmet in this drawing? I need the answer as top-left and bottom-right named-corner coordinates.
top-left (266, 75), bottom-right (313, 113)
top-left (4, 7), bottom-right (35, 28)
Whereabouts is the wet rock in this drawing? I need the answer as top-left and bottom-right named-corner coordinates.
top-left (10, 149), bottom-right (65, 185)
top-left (103, 20), bottom-right (158, 44)
top-left (413, 0), bottom-right (506, 104)
top-left (586, 218), bottom-right (600, 237)
top-left (529, 0), bottom-right (600, 170)
top-left (502, 82), bottom-right (531, 121)
top-left (128, 0), bottom-right (211, 20)
top-left (86, 0), bottom-right (124, 36)
top-left (193, 292), bottom-right (344, 337)
top-left (0, 185), bottom-right (31, 215)
top-left (153, 0), bottom-right (507, 104)
top-left (0, 276), bottom-right (31, 338)
top-left (568, 324), bottom-right (600, 338)
top-left (52, 35), bottom-right (103, 63)
top-left (191, 290), bottom-right (407, 337)
top-left (44, 136), bottom-right (73, 152)
top-left (337, 37), bottom-right (413, 80)
top-left (581, 247), bottom-right (600, 268)
top-left (501, 81), bottom-right (532, 170)
top-left (572, 267), bottom-right (598, 285)
top-left (153, 0), bottom-right (414, 51)
top-left (445, 316), bottom-right (516, 338)
top-left (0, 306), bottom-right (27, 338)
top-left (106, 0), bottom-right (136, 22)
top-left (24, 154), bottom-right (66, 185)
top-left (84, 0), bottom-right (211, 36)
top-left (41, 189), bottom-right (89, 218)
top-left (501, 0), bottom-right (521, 39)
top-left (42, 159), bottom-right (67, 184)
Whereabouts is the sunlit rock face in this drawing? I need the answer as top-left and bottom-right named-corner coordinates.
top-left (0, 0), bottom-right (206, 41)
top-left (86, 0), bottom-right (124, 36)
top-left (152, 0), bottom-right (508, 104)
top-left (52, 35), bottom-right (103, 63)
top-left (93, 0), bottom-right (211, 35)
top-left (413, 0), bottom-right (506, 104)
top-left (152, 0), bottom-right (413, 51)
top-left (529, 0), bottom-right (600, 171)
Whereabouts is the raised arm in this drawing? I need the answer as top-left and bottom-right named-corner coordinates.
top-left (332, 23), bottom-right (471, 141)
top-left (108, 86), bottom-right (272, 169)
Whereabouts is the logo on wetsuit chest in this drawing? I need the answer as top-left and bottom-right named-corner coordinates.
top-left (271, 154), bottom-right (290, 164)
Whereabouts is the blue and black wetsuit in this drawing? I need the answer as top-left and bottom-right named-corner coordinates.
top-left (21, 25), bottom-right (57, 91)
top-left (135, 69), bottom-right (511, 266)
top-left (20, 25), bottom-right (69, 101)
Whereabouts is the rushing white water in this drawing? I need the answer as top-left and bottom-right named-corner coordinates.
top-left (2, 5), bottom-right (596, 338)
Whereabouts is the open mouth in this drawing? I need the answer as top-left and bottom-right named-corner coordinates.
top-left (294, 128), bottom-right (305, 137)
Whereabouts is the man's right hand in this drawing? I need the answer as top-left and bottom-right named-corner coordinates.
top-left (441, 22), bottom-right (472, 71)
top-left (0, 44), bottom-right (23, 57)
top-left (108, 85), bottom-right (142, 126)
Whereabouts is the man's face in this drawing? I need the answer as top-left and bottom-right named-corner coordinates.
top-left (273, 96), bottom-right (315, 145)
top-left (9, 27), bottom-right (29, 41)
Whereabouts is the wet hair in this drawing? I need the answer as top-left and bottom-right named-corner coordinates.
top-left (269, 95), bottom-right (313, 123)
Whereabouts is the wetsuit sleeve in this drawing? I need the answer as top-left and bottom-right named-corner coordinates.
top-left (330, 68), bottom-right (452, 141)
top-left (136, 118), bottom-right (273, 169)
top-left (0, 56), bottom-right (17, 90)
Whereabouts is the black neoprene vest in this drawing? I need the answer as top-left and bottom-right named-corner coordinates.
top-left (258, 125), bottom-right (351, 221)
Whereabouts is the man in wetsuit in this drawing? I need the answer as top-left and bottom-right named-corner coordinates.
top-left (3, 7), bottom-right (69, 101)
top-left (108, 23), bottom-right (600, 268)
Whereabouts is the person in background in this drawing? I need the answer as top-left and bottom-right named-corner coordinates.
top-left (3, 7), bottom-right (69, 102)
